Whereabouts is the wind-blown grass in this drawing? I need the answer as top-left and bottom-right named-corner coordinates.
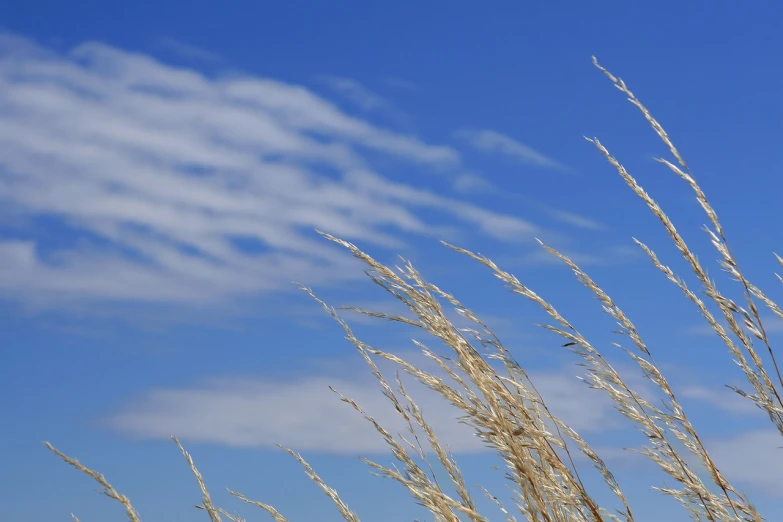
top-left (45, 58), bottom-right (783, 522)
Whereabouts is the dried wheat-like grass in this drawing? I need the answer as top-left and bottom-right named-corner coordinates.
top-left (46, 59), bottom-right (781, 522)
top-left (44, 441), bottom-right (142, 522)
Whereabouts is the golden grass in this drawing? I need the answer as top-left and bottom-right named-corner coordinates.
top-left (45, 59), bottom-right (782, 522)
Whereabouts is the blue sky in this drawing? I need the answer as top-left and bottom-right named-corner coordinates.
top-left (2, 2), bottom-right (783, 521)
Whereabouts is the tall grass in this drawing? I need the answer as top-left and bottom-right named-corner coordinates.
top-left (46, 58), bottom-right (783, 522)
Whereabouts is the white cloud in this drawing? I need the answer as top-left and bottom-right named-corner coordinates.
top-left (686, 315), bottom-right (783, 336)
top-left (319, 76), bottom-right (389, 111)
top-left (338, 298), bottom-right (529, 342)
top-left (157, 37), bottom-right (221, 62)
top-left (0, 34), bottom-right (547, 305)
top-left (680, 384), bottom-right (759, 415)
top-left (513, 243), bottom-right (637, 267)
top-left (383, 77), bottom-right (418, 92)
top-left (451, 173), bottom-right (604, 232)
top-left (107, 353), bottom-right (625, 454)
top-left (452, 172), bottom-right (496, 193)
top-left (706, 429), bottom-right (783, 498)
top-left (457, 129), bottom-right (565, 170)
top-left (547, 209), bottom-right (603, 231)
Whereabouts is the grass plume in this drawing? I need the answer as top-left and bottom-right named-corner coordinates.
top-left (45, 59), bottom-right (781, 522)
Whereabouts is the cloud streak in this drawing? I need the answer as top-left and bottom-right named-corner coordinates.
top-left (706, 429), bottom-right (783, 498)
top-left (0, 34), bottom-right (548, 305)
top-left (157, 37), bottom-right (221, 62)
top-left (106, 346), bottom-right (783, 498)
top-left (108, 354), bottom-right (625, 454)
top-left (319, 75), bottom-right (389, 111)
top-left (457, 129), bottom-right (565, 170)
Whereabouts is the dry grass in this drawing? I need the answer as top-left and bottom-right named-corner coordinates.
top-left (45, 59), bottom-right (783, 522)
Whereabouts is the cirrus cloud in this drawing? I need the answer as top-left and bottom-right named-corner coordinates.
top-left (0, 33), bottom-right (554, 306)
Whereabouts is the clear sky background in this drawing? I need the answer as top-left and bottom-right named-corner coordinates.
top-left (2, 2), bottom-right (783, 521)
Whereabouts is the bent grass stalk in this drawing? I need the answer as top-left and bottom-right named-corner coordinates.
top-left (46, 59), bottom-right (780, 522)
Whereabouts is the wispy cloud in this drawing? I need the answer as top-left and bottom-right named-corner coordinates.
top-left (0, 34), bottom-right (548, 305)
top-left (337, 297), bottom-right (530, 341)
top-left (452, 172), bottom-right (497, 193)
top-left (512, 243), bottom-right (639, 267)
top-left (318, 75), bottom-right (389, 111)
top-left (547, 209), bottom-right (604, 230)
top-left (706, 430), bottom-right (783, 497)
top-left (680, 384), bottom-right (759, 415)
top-left (457, 129), bottom-right (565, 170)
top-left (451, 172), bottom-right (603, 231)
top-left (383, 76), bottom-right (418, 92)
top-left (107, 353), bottom-right (624, 454)
top-left (686, 315), bottom-right (783, 336)
top-left (157, 37), bottom-right (221, 62)
top-left (107, 347), bottom-right (783, 497)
